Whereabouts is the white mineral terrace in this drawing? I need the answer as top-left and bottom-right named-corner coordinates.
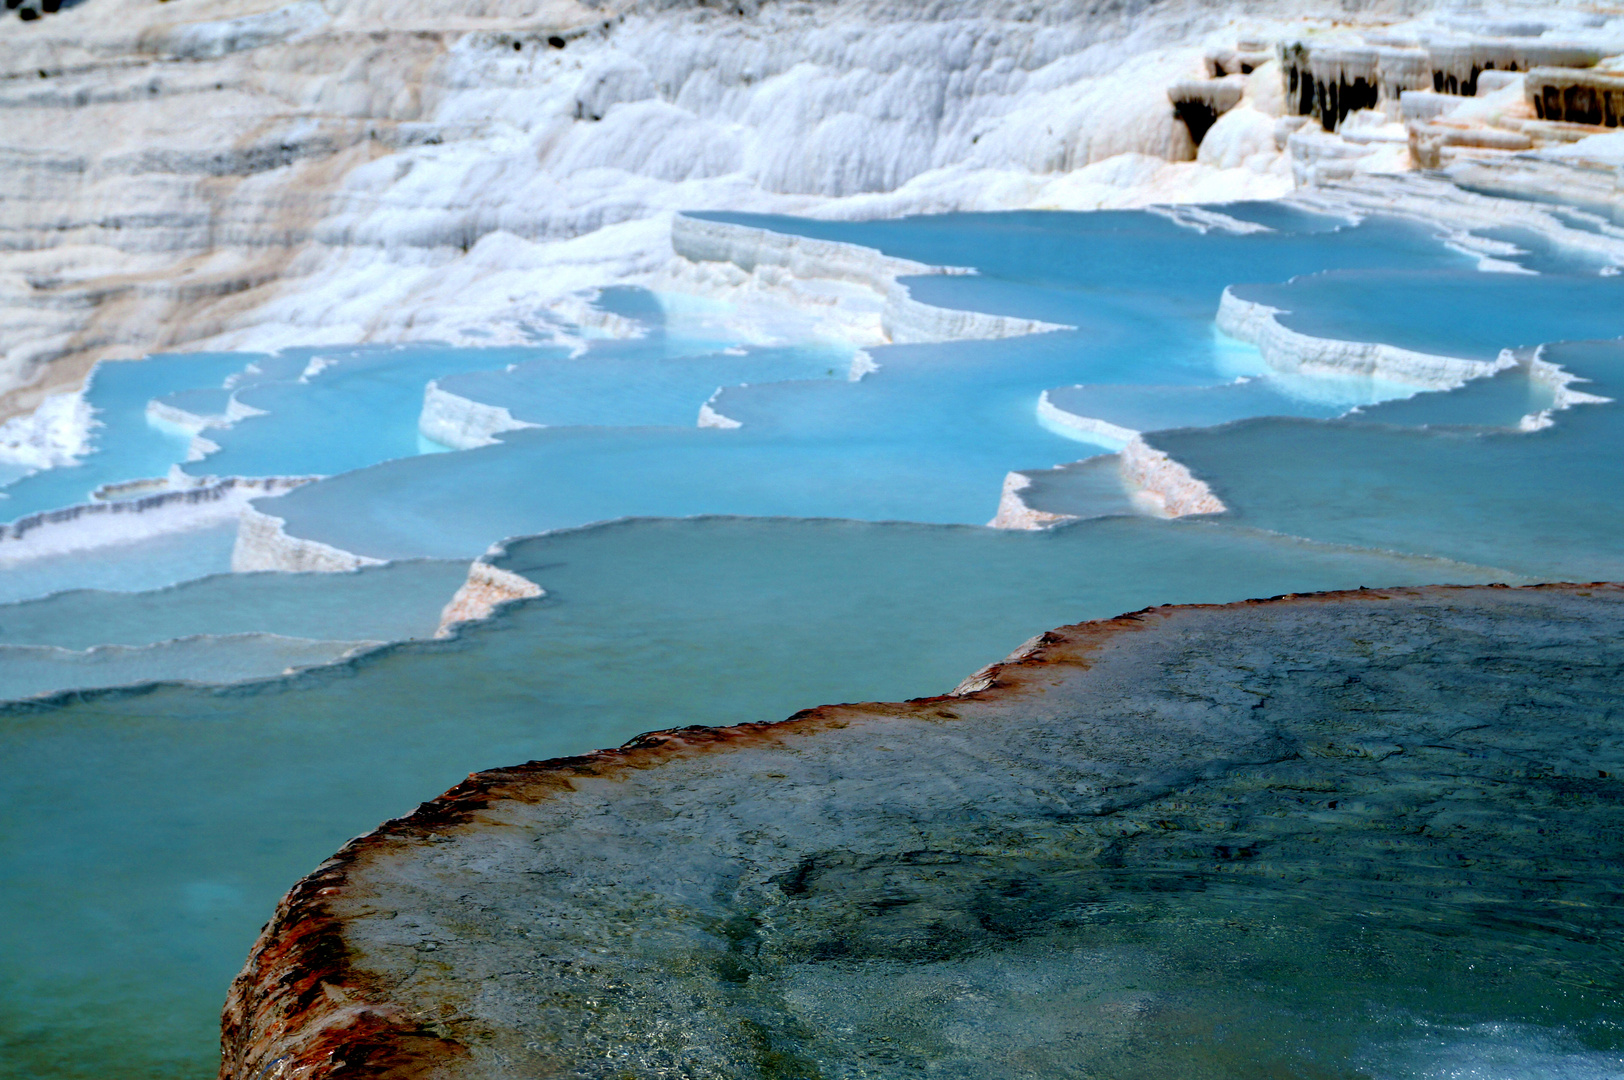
top-left (0, 475), bottom-right (311, 562)
top-left (418, 379), bottom-right (537, 451)
top-left (230, 503), bottom-right (384, 572)
top-left (1214, 288), bottom-right (1518, 389)
top-left (18, 0), bottom-right (1622, 434)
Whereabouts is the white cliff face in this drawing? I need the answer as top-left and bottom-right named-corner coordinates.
top-left (0, 0), bottom-right (1338, 423)
top-left (418, 379), bottom-right (537, 450)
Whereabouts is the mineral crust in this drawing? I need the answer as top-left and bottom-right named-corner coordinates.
top-left (221, 583), bottom-right (1624, 1079)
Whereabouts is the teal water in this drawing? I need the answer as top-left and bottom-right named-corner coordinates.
top-left (0, 205), bottom-right (1621, 1079)
top-left (0, 515), bottom-right (1520, 1079)
top-left (0, 524), bottom-right (239, 605)
top-left (193, 344), bottom-right (568, 479)
top-left (0, 560), bottom-right (465, 649)
top-left (1136, 340), bottom-right (1624, 583)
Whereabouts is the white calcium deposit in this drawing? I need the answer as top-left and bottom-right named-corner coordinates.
top-left (986, 470), bottom-right (1080, 530)
top-left (1214, 287), bottom-right (1517, 390)
top-left (231, 504), bottom-right (385, 572)
top-left (5, 0), bottom-right (1623, 570)
top-left (435, 558), bottom-right (544, 636)
top-left (0, 389), bottom-right (97, 470)
top-left (418, 380), bottom-right (538, 450)
top-left (1035, 389), bottom-right (1139, 449)
top-left (0, 0), bottom-right (1356, 423)
top-left (1118, 435), bottom-right (1226, 518)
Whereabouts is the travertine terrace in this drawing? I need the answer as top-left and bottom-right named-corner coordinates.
top-left (222, 583), bottom-right (1624, 1079)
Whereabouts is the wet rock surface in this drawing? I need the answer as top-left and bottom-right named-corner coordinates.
top-left (222, 583), bottom-right (1624, 1079)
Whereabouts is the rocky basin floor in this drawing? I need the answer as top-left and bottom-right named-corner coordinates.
top-left (222, 582), bottom-right (1624, 1080)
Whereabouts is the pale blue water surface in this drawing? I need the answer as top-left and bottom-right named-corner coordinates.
top-left (0, 205), bottom-right (1621, 1079)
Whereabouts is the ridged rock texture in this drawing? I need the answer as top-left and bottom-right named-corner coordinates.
top-left (0, 0), bottom-right (613, 418)
top-left (222, 583), bottom-right (1624, 1079)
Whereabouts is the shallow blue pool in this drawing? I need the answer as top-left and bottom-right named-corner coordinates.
top-left (1, 203), bottom-right (1622, 1079)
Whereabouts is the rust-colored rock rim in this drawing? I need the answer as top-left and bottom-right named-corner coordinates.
top-left (219, 581), bottom-right (1620, 1080)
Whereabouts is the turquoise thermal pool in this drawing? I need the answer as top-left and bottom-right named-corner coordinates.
top-left (1, 203), bottom-right (1622, 1079)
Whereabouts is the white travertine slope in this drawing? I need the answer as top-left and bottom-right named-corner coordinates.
top-left (1, 0), bottom-right (1335, 425)
top-left (418, 379), bottom-right (537, 449)
top-left (231, 503), bottom-right (385, 571)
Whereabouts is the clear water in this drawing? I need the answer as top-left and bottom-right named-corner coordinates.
top-left (0, 515), bottom-right (1520, 1080)
top-left (0, 353), bottom-right (251, 518)
top-left (0, 523), bottom-right (238, 604)
top-left (1134, 340), bottom-right (1624, 583)
top-left (262, 211), bottom-right (1521, 561)
top-left (1, 204), bottom-right (1622, 1079)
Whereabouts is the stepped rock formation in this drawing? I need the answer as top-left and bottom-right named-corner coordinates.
top-left (3, 0), bottom-right (1622, 444)
top-left (0, 0), bottom-right (1290, 425)
top-left (222, 583), bottom-right (1624, 1079)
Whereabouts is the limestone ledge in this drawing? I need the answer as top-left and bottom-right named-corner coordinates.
top-left (434, 558), bottom-right (543, 638)
top-left (0, 475), bottom-right (310, 563)
top-left (1443, 154), bottom-right (1624, 217)
top-left (881, 280), bottom-right (1074, 344)
top-left (417, 380), bottom-right (536, 452)
top-left (991, 414), bottom-right (1221, 529)
top-left (231, 505), bottom-right (382, 573)
top-left (1034, 398), bottom-right (1225, 521)
top-left (671, 214), bottom-right (947, 297)
top-left (1119, 434), bottom-right (1226, 517)
top-left (672, 214), bottom-right (1073, 345)
top-left (219, 583), bottom-right (1624, 1080)
top-left (986, 470), bottom-right (1079, 530)
top-left (146, 394), bottom-right (267, 437)
top-left (1524, 345), bottom-right (1613, 430)
top-left (1288, 174), bottom-right (1624, 270)
top-left (696, 397), bottom-right (742, 429)
top-left (1035, 389), bottom-right (1138, 450)
top-left (1216, 286), bottom-right (1515, 389)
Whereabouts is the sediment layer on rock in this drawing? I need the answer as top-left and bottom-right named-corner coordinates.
top-left (221, 582), bottom-right (1624, 1079)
